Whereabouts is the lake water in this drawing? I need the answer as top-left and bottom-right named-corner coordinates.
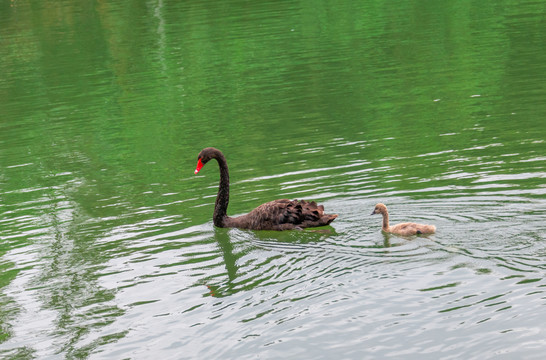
top-left (1, 0), bottom-right (545, 359)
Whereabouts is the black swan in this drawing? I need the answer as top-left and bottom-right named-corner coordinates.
top-left (194, 147), bottom-right (337, 230)
top-left (371, 203), bottom-right (436, 236)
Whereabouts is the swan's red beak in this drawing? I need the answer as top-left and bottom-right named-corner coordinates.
top-left (194, 158), bottom-right (204, 174)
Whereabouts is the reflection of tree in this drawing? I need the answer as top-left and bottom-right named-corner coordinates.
top-left (32, 181), bottom-right (126, 358)
top-left (0, 260), bottom-right (22, 350)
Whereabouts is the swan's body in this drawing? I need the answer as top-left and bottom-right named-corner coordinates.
top-left (195, 147), bottom-right (337, 230)
top-left (371, 203), bottom-right (435, 236)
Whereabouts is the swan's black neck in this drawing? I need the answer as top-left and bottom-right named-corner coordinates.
top-left (212, 151), bottom-right (230, 227)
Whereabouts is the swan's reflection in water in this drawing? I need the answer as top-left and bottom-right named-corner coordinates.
top-left (206, 226), bottom-right (338, 297)
top-left (206, 228), bottom-right (239, 297)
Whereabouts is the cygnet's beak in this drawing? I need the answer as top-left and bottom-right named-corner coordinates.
top-left (370, 210), bottom-right (376, 215)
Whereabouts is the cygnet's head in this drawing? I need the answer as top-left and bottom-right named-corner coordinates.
top-left (371, 203), bottom-right (388, 215)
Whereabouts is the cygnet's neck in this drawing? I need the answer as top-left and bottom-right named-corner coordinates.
top-left (381, 211), bottom-right (390, 231)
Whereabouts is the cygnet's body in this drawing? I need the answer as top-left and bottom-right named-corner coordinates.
top-left (371, 203), bottom-right (436, 236)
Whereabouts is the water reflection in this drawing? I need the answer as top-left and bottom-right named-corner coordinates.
top-left (207, 228), bottom-right (239, 298)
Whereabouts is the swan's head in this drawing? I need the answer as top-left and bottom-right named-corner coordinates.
top-left (195, 147), bottom-right (220, 174)
top-left (371, 203), bottom-right (388, 215)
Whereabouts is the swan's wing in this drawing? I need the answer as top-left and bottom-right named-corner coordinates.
top-left (246, 199), bottom-right (336, 229)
